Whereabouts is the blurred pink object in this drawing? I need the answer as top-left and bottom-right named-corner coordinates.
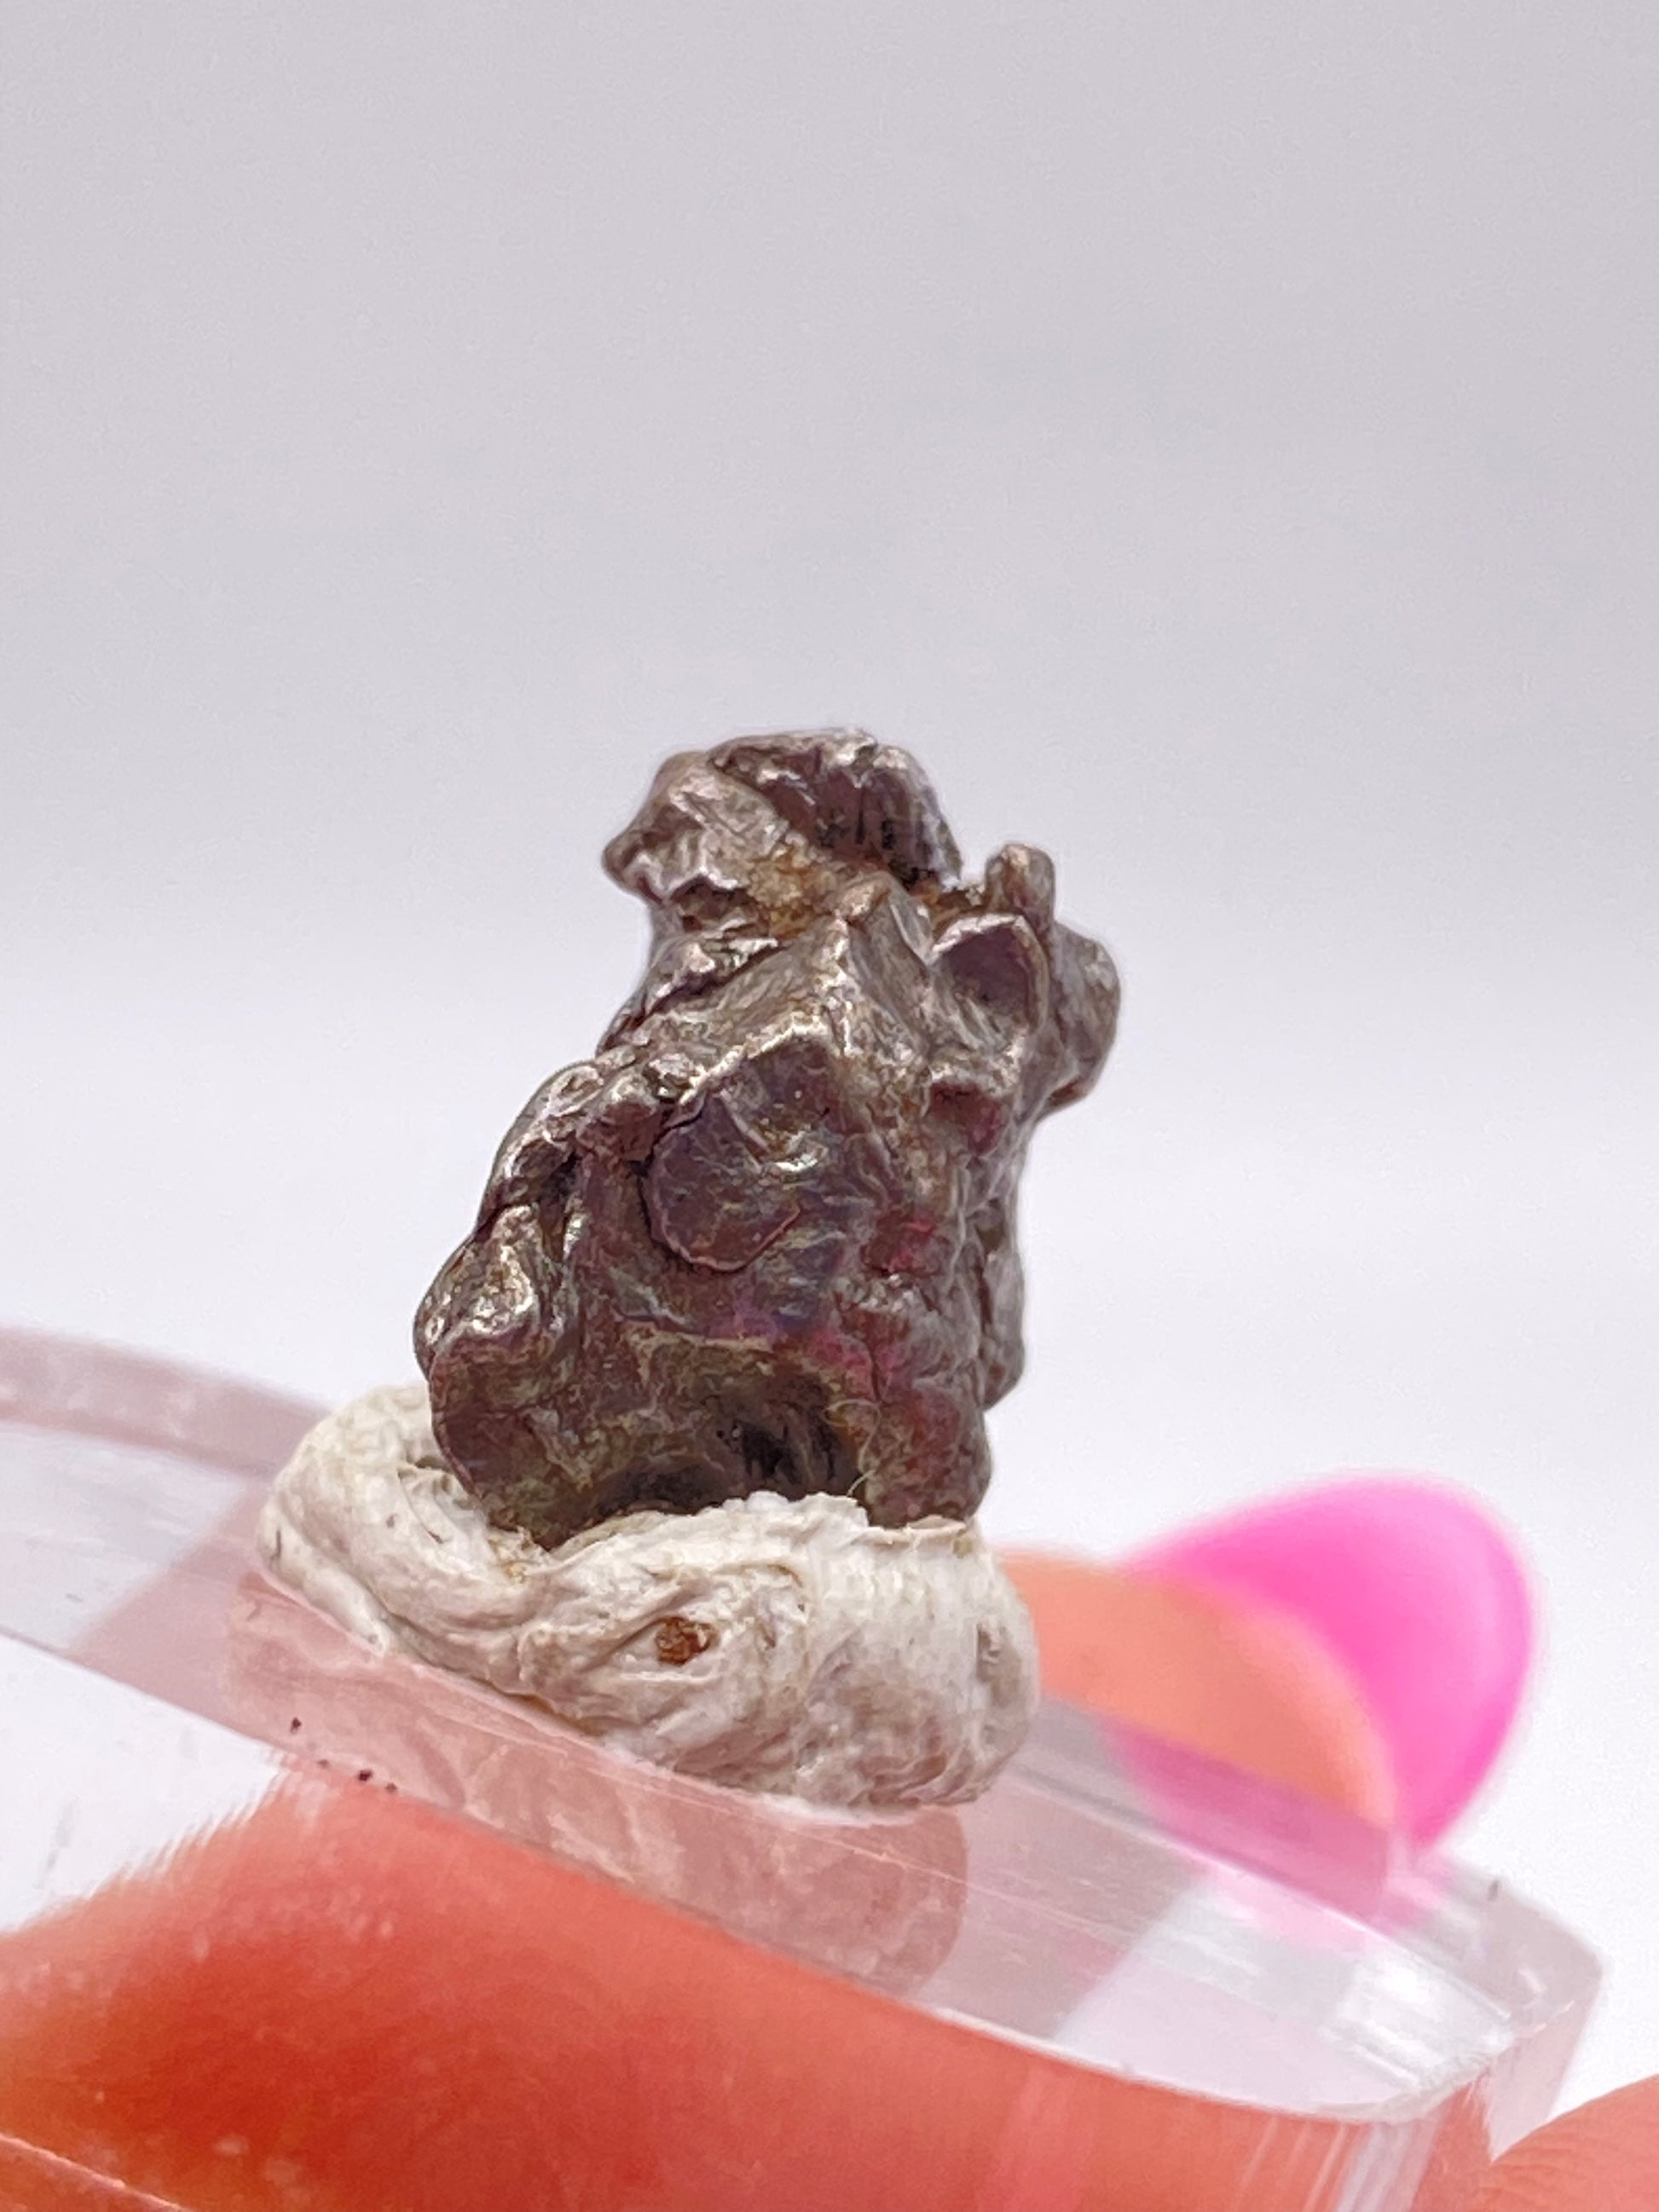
top-left (1130, 1477), bottom-right (1533, 1843)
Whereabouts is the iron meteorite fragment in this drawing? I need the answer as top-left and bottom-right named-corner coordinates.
top-left (417, 731), bottom-right (1118, 1550)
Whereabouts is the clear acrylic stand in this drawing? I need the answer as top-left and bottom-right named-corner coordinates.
top-left (0, 1330), bottom-right (1598, 2211)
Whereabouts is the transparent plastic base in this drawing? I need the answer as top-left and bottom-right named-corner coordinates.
top-left (0, 1331), bottom-right (1598, 2212)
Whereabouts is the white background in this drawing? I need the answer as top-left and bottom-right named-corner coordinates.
top-left (3, 3), bottom-right (1655, 2105)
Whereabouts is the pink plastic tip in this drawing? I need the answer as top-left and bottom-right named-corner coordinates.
top-left (1128, 1477), bottom-right (1533, 1844)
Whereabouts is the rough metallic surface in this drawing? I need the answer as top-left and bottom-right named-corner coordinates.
top-left (417, 731), bottom-right (1119, 1548)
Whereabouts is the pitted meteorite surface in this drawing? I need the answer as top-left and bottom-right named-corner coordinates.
top-left (416, 731), bottom-right (1119, 1550)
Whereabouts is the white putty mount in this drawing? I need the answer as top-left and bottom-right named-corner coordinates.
top-left (257, 1384), bottom-right (1038, 1809)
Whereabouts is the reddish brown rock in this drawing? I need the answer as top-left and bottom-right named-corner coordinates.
top-left (416, 731), bottom-right (1118, 1547)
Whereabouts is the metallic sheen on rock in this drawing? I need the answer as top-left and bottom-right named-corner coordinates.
top-left (416, 731), bottom-right (1119, 1548)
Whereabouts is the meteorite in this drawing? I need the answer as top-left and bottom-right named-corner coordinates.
top-left (260, 731), bottom-right (1118, 1807)
top-left (418, 731), bottom-right (1119, 1547)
